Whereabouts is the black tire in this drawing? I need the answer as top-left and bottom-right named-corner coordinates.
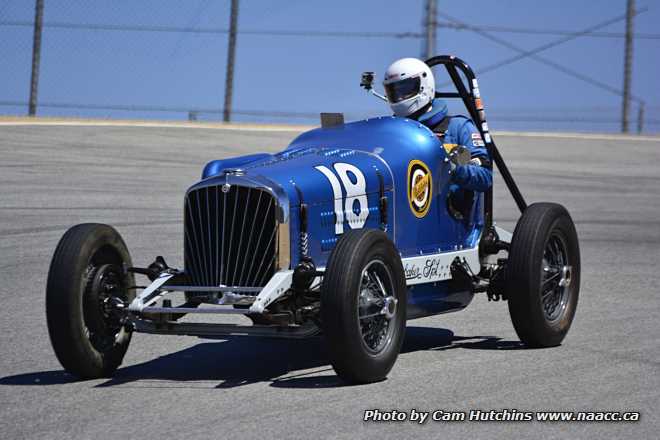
top-left (506, 203), bottom-right (580, 347)
top-left (46, 223), bottom-right (135, 379)
top-left (321, 229), bottom-right (406, 384)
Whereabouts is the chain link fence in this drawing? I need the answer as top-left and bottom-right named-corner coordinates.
top-left (1, 0), bottom-right (658, 131)
top-left (1, 1), bottom-right (236, 121)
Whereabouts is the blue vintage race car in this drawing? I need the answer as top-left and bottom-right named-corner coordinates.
top-left (45, 56), bottom-right (580, 384)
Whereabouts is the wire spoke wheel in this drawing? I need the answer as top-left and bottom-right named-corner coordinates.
top-left (357, 260), bottom-right (398, 354)
top-left (507, 203), bottom-right (580, 348)
top-left (83, 263), bottom-right (129, 353)
top-left (46, 223), bottom-right (135, 379)
top-left (322, 229), bottom-right (407, 384)
top-left (540, 234), bottom-right (572, 322)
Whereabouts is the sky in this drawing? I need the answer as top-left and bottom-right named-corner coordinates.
top-left (1, 0), bottom-right (659, 132)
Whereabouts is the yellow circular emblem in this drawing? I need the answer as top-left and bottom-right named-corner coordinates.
top-left (407, 160), bottom-right (432, 218)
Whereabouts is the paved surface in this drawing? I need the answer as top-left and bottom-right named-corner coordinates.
top-left (0, 123), bottom-right (659, 439)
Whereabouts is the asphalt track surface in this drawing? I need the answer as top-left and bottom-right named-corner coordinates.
top-left (0, 121), bottom-right (659, 439)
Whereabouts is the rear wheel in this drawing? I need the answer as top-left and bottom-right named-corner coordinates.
top-left (321, 229), bottom-right (406, 384)
top-left (506, 203), bottom-right (580, 347)
top-left (46, 223), bottom-right (135, 379)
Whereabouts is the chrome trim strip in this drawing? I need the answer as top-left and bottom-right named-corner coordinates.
top-left (276, 220), bottom-right (291, 271)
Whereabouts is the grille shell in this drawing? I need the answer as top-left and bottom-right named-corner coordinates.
top-left (184, 184), bottom-right (278, 288)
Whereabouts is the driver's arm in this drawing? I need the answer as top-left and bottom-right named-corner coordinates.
top-left (450, 118), bottom-right (492, 192)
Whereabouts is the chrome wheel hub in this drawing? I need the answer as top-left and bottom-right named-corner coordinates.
top-left (358, 260), bottom-right (397, 354)
top-left (558, 265), bottom-right (572, 288)
top-left (84, 264), bottom-right (128, 352)
top-left (382, 296), bottom-right (398, 319)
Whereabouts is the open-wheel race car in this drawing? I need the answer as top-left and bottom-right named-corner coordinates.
top-left (46, 56), bottom-right (580, 384)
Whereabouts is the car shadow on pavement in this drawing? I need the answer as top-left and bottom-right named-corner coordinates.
top-left (401, 326), bottom-right (527, 352)
top-left (0, 327), bottom-right (525, 389)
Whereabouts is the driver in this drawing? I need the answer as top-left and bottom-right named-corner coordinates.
top-left (382, 58), bottom-right (492, 193)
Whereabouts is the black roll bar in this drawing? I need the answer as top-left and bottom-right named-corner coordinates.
top-left (425, 55), bottom-right (528, 227)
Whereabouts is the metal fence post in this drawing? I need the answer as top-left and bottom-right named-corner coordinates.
top-left (422, 0), bottom-right (437, 59)
top-left (28, 0), bottom-right (45, 116)
top-left (621, 0), bottom-right (635, 133)
top-left (223, 0), bottom-right (239, 122)
top-left (637, 102), bottom-right (644, 134)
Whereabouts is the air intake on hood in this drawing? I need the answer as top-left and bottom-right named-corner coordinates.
top-left (184, 184), bottom-right (277, 289)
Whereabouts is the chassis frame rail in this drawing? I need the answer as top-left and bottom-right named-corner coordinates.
top-left (134, 319), bottom-right (320, 339)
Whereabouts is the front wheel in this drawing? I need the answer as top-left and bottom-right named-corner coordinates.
top-left (46, 223), bottom-right (135, 379)
top-left (321, 229), bottom-right (407, 384)
top-left (506, 203), bottom-right (580, 347)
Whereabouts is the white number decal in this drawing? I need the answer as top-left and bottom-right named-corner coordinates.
top-left (315, 166), bottom-right (345, 234)
top-left (315, 163), bottom-right (369, 234)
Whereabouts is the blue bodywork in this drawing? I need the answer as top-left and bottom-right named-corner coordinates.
top-left (198, 116), bottom-right (486, 317)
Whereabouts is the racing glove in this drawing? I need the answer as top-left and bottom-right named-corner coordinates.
top-left (450, 155), bottom-right (492, 192)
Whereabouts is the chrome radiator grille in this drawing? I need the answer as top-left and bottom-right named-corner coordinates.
top-left (184, 184), bottom-right (277, 288)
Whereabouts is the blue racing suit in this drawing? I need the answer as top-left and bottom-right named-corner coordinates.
top-left (417, 99), bottom-right (492, 192)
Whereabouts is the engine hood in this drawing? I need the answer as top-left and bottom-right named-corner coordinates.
top-left (199, 146), bottom-right (392, 212)
top-left (193, 116), bottom-right (452, 268)
top-left (199, 116), bottom-right (442, 209)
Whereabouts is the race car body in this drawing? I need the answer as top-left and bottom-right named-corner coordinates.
top-left (196, 116), bottom-right (482, 318)
top-left (45, 56), bottom-right (581, 384)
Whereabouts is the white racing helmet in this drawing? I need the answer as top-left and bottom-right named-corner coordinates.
top-left (383, 58), bottom-right (435, 118)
